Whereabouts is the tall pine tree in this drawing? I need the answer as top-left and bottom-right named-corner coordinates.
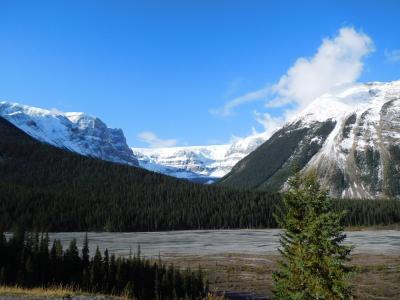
top-left (273, 172), bottom-right (354, 300)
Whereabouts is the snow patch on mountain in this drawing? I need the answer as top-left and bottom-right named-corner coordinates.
top-left (0, 101), bottom-right (138, 166)
top-left (133, 131), bottom-right (269, 181)
top-left (220, 80), bottom-right (400, 198)
top-left (293, 81), bottom-right (400, 198)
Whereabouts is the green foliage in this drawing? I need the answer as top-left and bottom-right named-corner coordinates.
top-left (0, 230), bottom-right (206, 299)
top-left (0, 117), bottom-right (279, 231)
top-left (0, 117), bottom-right (399, 231)
top-left (273, 172), bottom-right (354, 300)
top-left (219, 120), bottom-right (336, 191)
top-left (334, 198), bottom-right (400, 227)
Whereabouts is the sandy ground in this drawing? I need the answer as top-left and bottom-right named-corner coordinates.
top-left (161, 253), bottom-right (400, 300)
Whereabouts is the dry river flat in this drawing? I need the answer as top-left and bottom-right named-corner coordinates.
top-left (47, 230), bottom-right (400, 299)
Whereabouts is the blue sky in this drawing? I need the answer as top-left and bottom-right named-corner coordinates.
top-left (0, 0), bottom-right (399, 147)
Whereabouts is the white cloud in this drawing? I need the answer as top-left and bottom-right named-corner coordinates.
top-left (137, 131), bottom-right (178, 148)
top-left (223, 78), bottom-right (245, 99)
top-left (210, 26), bottom-right (375, 148)
top-left (210, 86), bottom-right (270, 116)
top-left (270, 27), bottom-right (374, 109)
top-left (211, 27), bottom-right (374, 122)
top-left (385, 48), bottom-right (400, 63)
top-left (254, 111), bottom-right (285, 136)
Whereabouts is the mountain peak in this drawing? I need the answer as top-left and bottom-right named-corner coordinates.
top-left (220, 80), bottom-right (400, 199)
top-left (0, 101), bottom-right (138, 166)
top-left (291, 81), bottom-right (400, 125)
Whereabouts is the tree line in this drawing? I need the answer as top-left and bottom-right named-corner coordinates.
top-left (0, 117), bottom-right (399, 232)
top-left (0, 116), bottom-right (278, 231)
top-left (0, 230), bottom-right (206, 299)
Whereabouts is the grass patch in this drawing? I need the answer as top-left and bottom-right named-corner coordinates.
top-left (0, 285), bottom-right (122, 299)
top-left (0, 286), bottom-right (221, 299)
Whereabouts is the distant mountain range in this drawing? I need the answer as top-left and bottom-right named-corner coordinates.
top-left (0, 101), bottom-right (267, 183)
top-left (132, 133), bottom-right (268, 183)
top-left (2, 80), bottom-right (399, 199)
top-left (220, 81), bottom-right (400, 199)
top-left (0, 115), bottom-right (275, 231)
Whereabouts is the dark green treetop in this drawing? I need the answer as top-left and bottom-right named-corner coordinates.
top-left (273, 171), bottom-right (354, 300)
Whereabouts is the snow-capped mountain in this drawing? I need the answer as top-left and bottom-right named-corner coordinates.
top-left (5, 80), bottom-right (399, 196)
top-left (0, 101), bottom-right (267, 182)
top-left (0, 101), bottom-right (138, 166)
top-left (220, 81), bottom-right (400, 199)
top-left (132, 132), bottom-right (268, 182)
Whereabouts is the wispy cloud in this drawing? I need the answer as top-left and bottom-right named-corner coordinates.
top-left (223, 78), bottom-right (245, 99)
top-left (270, 27), bottom-right (374, 109)
top-left (210, 86), bottom-right (270, 116)
top-left (385, 48), bottom-right (400, 63)
top-left (253, 110), bottom-right (285, 136)
top-left (137, 131), bottom-right (178, 148)
top-left (212, 26), bottom-right (374, 135)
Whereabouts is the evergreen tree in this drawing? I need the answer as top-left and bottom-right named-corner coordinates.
top-left (108, 254), bottom-right (117, 293)
top-left (0, 267), bottom-right (5, 284)
top-left (103, 249), bottom-right (110, 292)
top-left (50, 239), bottom-right (63, 282)
top-left (65, 239), bottom-right (81, 284)
top-left (273, 172), bottom-right (354, 300)
top-left (81, 233), bottom-right (90, 288)
top-left (0, 231), bottom-right (6, 278)
top-left (0, 229), bottom-right (206, 299)
top-left (82, 233), bottom-right (90, 270)
top-left (38, 233), bottom-right (50, 284)
top-left (24, 255), bottom-right (34, 286)
top-left (90, 246), bottom-right (103, 291)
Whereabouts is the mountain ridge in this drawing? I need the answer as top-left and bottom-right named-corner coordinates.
top-left (132, 132), bottom-right (268, 181)
top-left (2, 80), bottom-right (400, 196)
top-left (0, 101), bottom-right (138, 166)
top-left (220, 81), bottom-right (400, 199)
top-left (0, 115), bottom-right (280, 231)
top-left (0, 101), bottom-right (268, 182)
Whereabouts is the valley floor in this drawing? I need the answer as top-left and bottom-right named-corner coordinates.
top-left (0, 286), bottom-right (121, 300)
top-left (162, 253), bottom-right (400, 300)
top-left (0, 255), bottom-right (398, 300)
top-left (2, 229), bottom-right (399, 299)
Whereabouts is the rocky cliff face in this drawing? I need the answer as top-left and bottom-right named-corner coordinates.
top-left (220, 81), bottom-right (400, 199)
top-left (0, 102), bottom-right (138, 166)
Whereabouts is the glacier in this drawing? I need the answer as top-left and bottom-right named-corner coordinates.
top-left (132, 132), bottom-right (269, 182)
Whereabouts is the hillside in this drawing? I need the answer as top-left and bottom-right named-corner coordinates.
top-left (0, 101), bottom-right (138, 166)
top-left (0, 101), bottom-right (270, 183)
top-left (219, 81), bottom-right (400, 199)
top-left (0, 116), bottom-right (279, 231)
top-left (1, 115), bottom-right (399, 231)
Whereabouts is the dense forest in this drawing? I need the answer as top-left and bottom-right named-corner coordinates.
top-left (0, 117), bottom-right (399, 231)
top-left (0, 117), bottom-right (279, 231)
top-left (0, 230), bottom-right (207, 299)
